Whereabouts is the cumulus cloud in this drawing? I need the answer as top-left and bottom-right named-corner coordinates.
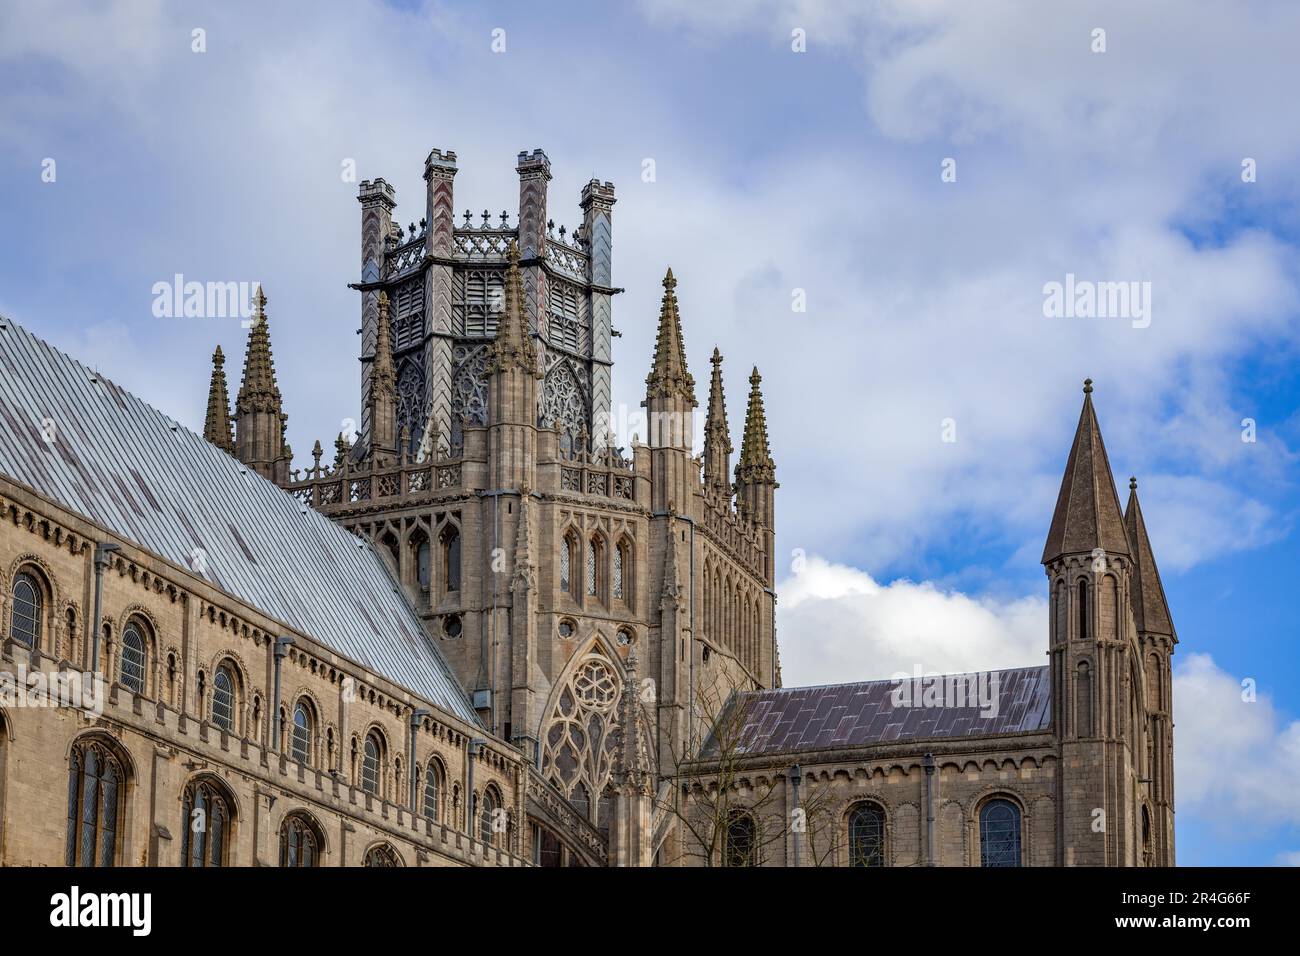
top-left (777, 553), bottom-right (1046, 686)
top-left (1173, 652), bottom-right (1300, 829)
top-left (1, 1), bottom-right (1294, 579)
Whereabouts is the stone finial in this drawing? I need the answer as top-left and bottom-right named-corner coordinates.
top-left (203, 345), bottom-right (234, 454)
top-left (644, 268), bottom-right (696, 405)
top-left (703, 346), bottom-right (733, 492)
top-left (1041, 379), bottom-right (1130, 565)
top-left (735, 366), bottom-right (775, 484)
top-left (485, 241), bottom-right (539, 377)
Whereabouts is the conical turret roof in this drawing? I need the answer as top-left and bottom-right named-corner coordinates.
top-left (1041, 379), bottom-right (1130, 564)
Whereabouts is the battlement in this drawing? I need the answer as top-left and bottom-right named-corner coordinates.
top-left (358, 177), bottom-right (396, 207)
top-left (424, 147), bottom-right (458, 174)
top-left (516, 147), bottom-right (552, 177)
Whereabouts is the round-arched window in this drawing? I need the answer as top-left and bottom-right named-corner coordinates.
top-left (119, 622), bottom-right (147, 694)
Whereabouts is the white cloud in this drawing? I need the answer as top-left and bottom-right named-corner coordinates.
top-left (1, 2), bottom-right (1296, 582)
top-left (776, 553), bottom-right (1046, 686)
top-left (1173, 652), bottom-right (1300, 828)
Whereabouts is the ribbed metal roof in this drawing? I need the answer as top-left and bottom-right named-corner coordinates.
top-left (704, 665), bottom-right (1051, 758)
top-left (0, 316), bottom-right (477, 725)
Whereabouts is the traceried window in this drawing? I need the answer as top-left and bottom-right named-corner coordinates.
top-left (181, 778), bottom-right (232, 867)
top-left (848, 802), bottom-right (886, 867)
top-left (612, 541), bottom-right (626, 601)
top-left (279, 812), bottom-right (322, 867)
top-left (424, 761), bottom-right (443, 822)
top-left (586, 538), bottom-right (601, 598)
top-left (10, 570), bottom-right (42, 648)
top-left (560, 534), bottom-right (573, 593)
top-left (979, 799), bottom-right (1022, 867)
top-left (364, 843), bottom-right (401, 867)
top-left (291, 701), bottom-right (313, 765)
top-left (724, 812), bottom-right (758, 867)
top-left (540, 649), bottom-right (629, 827)
top-left (417, 539), bottom-right (431, 590)
top-left (66, 738), bottom-right (125, 867)
top-left (362, 731), bottom-right (383, 795)
top-left (119, 621), bottom-right (148, 694)
top-left (442, 527), bottom-right (461, 593)
top-left (211, 664), bottom-right (236, 732)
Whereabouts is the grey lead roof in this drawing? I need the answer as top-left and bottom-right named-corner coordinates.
top-left (704, 665), bottom-right (1051, 758)
top-left (0, 316), bottom-right (477, 725)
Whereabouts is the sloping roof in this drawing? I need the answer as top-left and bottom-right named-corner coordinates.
top-left (1041, 382), bottom-right (1130, 564)
top-left (1124, 480), bottom-right (1176, 640)
top-left (0, 316), bottom-right (477, 725)
top-left (702, 666), bottom-right (1051, 758)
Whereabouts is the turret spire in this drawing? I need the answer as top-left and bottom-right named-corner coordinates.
top-left (237, 287), bottom-right (282, 411)
top-left (1124, 478), bottom-right (1177, 640)
top-left (644, 268), bottom-right (696, 405)
top-left (203, 345), bottom-right (234, 453)
top-left (735, 366), bottom-right (775, 484)
top-left (486, 241), bottom-right (538, 376)
top-left (1041, 379), bottom-right (1129, 564)
top-left (703, 347), bottom-right (732, 494)
top-left (234, 288), bottom-right (291, 483)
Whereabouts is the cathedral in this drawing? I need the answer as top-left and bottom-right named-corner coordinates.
top-left (0, 147), bottom-right (1175, 867)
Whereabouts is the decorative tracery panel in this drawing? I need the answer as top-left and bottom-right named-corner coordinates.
top-left (540, 356), bottom-right (587, 452)
top-left (396, 354), bottom-right (426, 445)
top-left (540, 647), bottom-right (623, 825)
top-left (450, 344), bottom-right (489, 448)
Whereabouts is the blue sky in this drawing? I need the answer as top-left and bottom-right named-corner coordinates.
top-left (2, 0), bottom-right (1298, 864)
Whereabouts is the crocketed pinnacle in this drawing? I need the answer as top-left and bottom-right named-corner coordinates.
top-left (1124, 478), bottom-right (1176, 640)
top-left (1041, 379), bottom-right (1130, 564)
top-left (645, 268), bottom-right (696, 405)
top-left (236, 287), bottom-right (283, 414)
top-left (203, 345), bottom-right (234, 453)
top-left (703, 347), bottom-right (732, 491)
top-left (486, 241), bottom-right (539, 376)
top-left (614, 650), bottom-right (654, 793)
top-left (370, 291), bottom-right (396, 396)
top-left (735, 366), bottom-right (775, 483)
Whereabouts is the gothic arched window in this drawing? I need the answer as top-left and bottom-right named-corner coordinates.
top-left (586, 537), bottom-right (602, 599)
top-left (848, 802), bottom-right (887, 867)
top-left (65, 737), bottom-right (125, 867)
top-left (362, 730), bottom-right (383, 795)
top-left (560, 532), bottom-right (575, 593)
top-left (364, 843), bottom-right (401, 867)
top-left (181, 777), bottom-right (232, 867)
top-left (279, 812), bottom-right (323, 867)
top-left (10, 570), bottom-right (43, 648)
top-left (724, 811), bottom-right (758, 867)
top-left (613, 540), bottom-right (628, 601)
top-left (424, 760), bottom-right (443, 822)
top-left (480, 785), bottom-right (501, 845)
top-left (442, 526), bottom-right (461, 593)
top-left (211, 663), bottom-right (237, 732)
top-left (119, 620), bottom-right (148, 694)
top-left (291, 700), bottom-right (313, 765)
top-left (979, 798), bottom-right (1022, 867)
